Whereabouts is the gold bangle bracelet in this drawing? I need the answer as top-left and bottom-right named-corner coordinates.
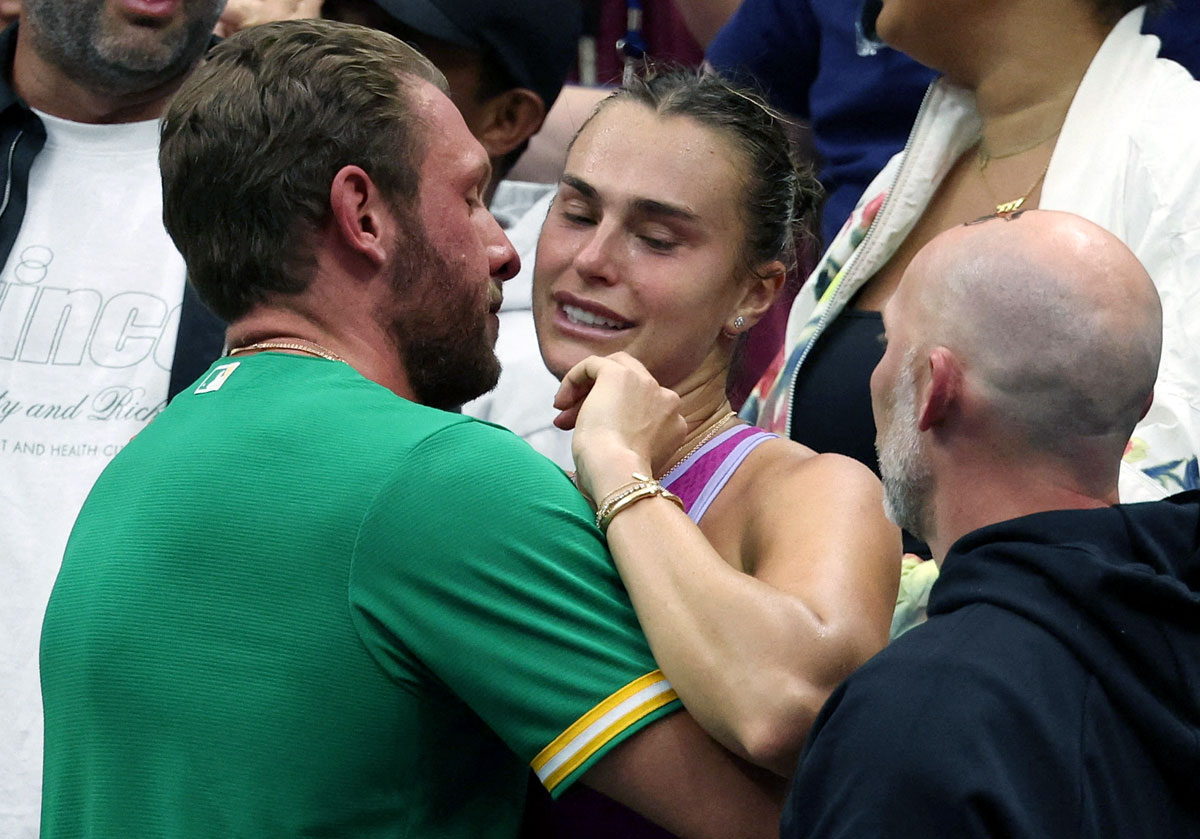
top-left (594, 476), bottom-right (656, 522)
top-left (596, 481), bottom-right (684, 533)
top-left (593, 472), bottom-right (658, 528)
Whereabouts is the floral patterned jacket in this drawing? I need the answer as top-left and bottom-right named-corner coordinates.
top-left (745, 7), bottom-right (1200, 504)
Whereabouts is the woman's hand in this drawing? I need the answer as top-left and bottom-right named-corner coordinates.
top-left (554, 352), bottom-right (686, 503)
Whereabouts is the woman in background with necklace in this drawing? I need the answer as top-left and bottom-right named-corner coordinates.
top-left (532, 70), bottom-right (901, 809)
top-left (745, 0), bottom-right (1200, 574)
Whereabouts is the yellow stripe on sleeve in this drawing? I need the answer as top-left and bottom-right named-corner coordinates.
top-left (532, 670), bottom-right (678, 793)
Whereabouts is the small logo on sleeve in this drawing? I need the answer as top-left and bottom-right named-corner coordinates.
top-left (194, 362), bottom-right (240, 394)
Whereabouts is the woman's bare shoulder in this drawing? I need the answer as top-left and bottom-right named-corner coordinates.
top-left (744, 435), bottom-right (883, 497)
top-left (717, 432), bottom-right (900, 604)
top-left (710, 433), bottom-right (891, 553)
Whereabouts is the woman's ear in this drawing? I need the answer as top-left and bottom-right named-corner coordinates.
top-left (726, 260), bottom-right (787, 336)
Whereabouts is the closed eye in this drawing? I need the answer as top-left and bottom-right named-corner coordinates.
top-left (639, 234), bottom-right (678, 252)
top-left (466, 184), bottom-right (487, 210)
top-left (562, 211), bottom-right (597, 226)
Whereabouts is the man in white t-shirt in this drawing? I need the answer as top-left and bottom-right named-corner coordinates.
top-left (0, 2), bottom-right (226, 835)
top-left (324, 0), bottom-right (581, 468)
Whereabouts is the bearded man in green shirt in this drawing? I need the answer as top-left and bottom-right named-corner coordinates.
top-left (38, 19), bottom-right (781, 839)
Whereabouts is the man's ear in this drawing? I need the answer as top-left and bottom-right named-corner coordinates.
top-left (727, 260), bottom-right (787, 334)
top-left (918, 347), bottom-right (960, 431)
top-left (474, 88), bottom-right (546, 158)
top-left (329, 165), bottom-right (391, 268)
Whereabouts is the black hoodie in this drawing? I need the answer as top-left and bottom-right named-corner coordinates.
top-left (782, 491), bottom-right (1200, 838)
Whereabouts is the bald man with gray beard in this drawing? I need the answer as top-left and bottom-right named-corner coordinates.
top-left (783, 210), bottom-right (1200, 839)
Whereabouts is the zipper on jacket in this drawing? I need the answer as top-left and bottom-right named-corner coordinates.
top-left (0, 129), bottom-right (23, 220)
top-left (784, 83), bottom-right (938, 441)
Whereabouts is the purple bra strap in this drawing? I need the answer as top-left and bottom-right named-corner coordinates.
top-left (661, 425), bottom-right (777, 523)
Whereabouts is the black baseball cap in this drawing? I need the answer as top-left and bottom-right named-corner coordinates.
top-left (370, 0), bottom-right (583, 109)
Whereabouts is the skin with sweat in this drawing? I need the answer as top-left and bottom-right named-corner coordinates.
top-left (535, 99), bottom-right (902, 775)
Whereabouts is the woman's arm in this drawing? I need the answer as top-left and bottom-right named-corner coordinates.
top-left (602, 451), bottom-right (899, 776)
top-left (561, 354), bottom-right (902, 775)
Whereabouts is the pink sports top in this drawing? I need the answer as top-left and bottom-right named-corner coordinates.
top-left (660, 424), bottom-right (778, 523)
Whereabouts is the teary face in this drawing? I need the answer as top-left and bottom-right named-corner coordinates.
top-left (532, 101), bottom-right (753, 390)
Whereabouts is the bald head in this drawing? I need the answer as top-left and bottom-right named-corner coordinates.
top-left (892, 210), bottom-right (1162, 472)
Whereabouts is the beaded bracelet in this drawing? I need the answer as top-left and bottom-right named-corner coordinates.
top-left (594, 473), bottom-right (684, 533)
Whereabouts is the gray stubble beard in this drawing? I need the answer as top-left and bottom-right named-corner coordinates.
top-left (876, 350), bottom-right (935, 541)
top-left (22, 0), bottom-right (223, 99)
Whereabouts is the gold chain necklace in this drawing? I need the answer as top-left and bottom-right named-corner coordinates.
top-left (978, 154), bottom-right (1053, 215)
top-left (657, 410), bottom-right (738, 482)
top-left (227, 339), bottom-right (346, 363)
top-left (976, 127), bottom-right (1061, 169)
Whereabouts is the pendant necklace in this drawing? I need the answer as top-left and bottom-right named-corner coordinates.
top-left (976, 129), bottom-right (1058, 215)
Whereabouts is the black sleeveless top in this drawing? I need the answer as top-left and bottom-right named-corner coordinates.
top-left (790, 308), bottom-right (885, 473)
top-left (790, 307), bottom-right (930, 557)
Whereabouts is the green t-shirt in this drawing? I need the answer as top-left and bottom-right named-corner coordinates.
top-left (41, 354), bottom-right (679, 838)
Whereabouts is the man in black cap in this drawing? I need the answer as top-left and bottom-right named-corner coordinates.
top-left (324, 0), bottom-right (580, 466)
top-left (324, 0), bottom-right (578, 202)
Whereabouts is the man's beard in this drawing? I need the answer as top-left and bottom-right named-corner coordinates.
top-left (385, 218), bottom-right (501, 412)
top-left (23, 0), bottom-right (223, 98)
top-left (876, 350), bottom-right (935, 540)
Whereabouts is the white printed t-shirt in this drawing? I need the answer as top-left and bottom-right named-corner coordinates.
top-left (0, 111), bottom-right (186, 838)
